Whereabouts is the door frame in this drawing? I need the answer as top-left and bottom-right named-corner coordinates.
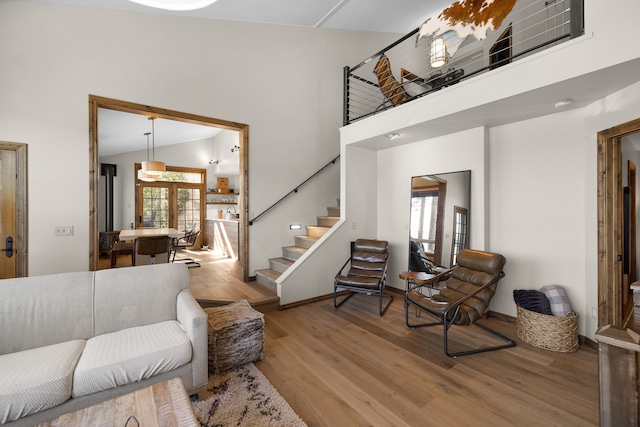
top-left (89, 95), bottom-right (250, 281)
top-left (0, 141), bottom-right (28, 277)
top-left (597, 117), bottom-right (640, 327)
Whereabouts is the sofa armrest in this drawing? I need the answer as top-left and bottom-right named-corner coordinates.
top-left (176, 289), bottom-right (208, 389)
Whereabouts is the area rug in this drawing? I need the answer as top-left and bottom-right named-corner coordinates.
top-left (192, 363), bottom-right (307, 426)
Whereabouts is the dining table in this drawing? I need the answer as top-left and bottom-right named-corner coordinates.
top-left (118, 228), bottom-right (185, 266)
top-left (118, 228), bottom-right (184, 242)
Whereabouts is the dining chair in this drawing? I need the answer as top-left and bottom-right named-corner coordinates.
top-left (134, 236), bottom-right (171, 265)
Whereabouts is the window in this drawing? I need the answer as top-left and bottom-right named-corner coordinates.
top-left (410, 191), bottom-right (439, 255)
top-left (135, 164), bottom-right (205, 232)
top-left (141, 186), bottom-right (169, 228)
top-left (177, 187), bottom-right (201, 231)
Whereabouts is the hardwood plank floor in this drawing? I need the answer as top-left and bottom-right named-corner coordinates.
top-left (102, 248), bottom-right (279, 311)
top-left (256, 294), bottom-right (599, 427)
top-left (103, 250), bottom-right (598, 425)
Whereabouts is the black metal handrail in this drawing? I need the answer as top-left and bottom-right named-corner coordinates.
top-left (249, 155), bottom-right (340, 226)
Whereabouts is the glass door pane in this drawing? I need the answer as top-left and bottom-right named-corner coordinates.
top-left (177, 187), bottom-right (201, 231)
top-left (451, 206), bottom-right (469, 266)
top-left (141, 186), bottom-right (169, 228)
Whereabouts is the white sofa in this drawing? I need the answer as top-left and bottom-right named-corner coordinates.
top-left (0, 263), bottom-right (208, 426)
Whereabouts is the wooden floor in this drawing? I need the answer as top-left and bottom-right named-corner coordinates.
top-left (256, 294), bottom-right (599, 427)
top-left (103, 251), bottom-right (599, 426)
top-left (102, 248), bottom-right (279, 311)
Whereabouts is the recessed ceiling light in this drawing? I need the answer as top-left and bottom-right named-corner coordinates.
top-left (554, 99), bottom-right (573, 108)
top-left (386, 133), bottom-right (400, 140)
top-left (129, 0), bottom-right (218, 11)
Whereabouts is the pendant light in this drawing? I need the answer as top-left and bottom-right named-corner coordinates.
top-left (138, 132), bottom-right (156, 182)
top-left (430, 36), bottom-right (449, 68)
top-left (141, 117), bottom-right (166, 176)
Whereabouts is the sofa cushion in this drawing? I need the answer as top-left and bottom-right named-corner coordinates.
top-left (540, 284), bottom-right (572, 316)
top-left (93, 263), bottom-right (190, 336)
top-left (0, 272), bottom-right (94, 355)
top-left (0, 340), bottom-right (86, 424)
top-left (72, 320), bottom-right (192, 397)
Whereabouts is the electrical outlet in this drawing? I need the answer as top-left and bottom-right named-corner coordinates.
top-left (592, 307), bottom-right (597, 318)
top-left (54, 226), bottom-right (74, 236)
top-left (350, 221), bottom-right (357, 229)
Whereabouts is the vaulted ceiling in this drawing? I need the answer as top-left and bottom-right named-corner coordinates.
top-left (7, 0), bottom-right (453, 33)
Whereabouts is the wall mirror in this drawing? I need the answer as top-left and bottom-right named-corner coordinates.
top-left (409, 170), bottom-right (471, 269)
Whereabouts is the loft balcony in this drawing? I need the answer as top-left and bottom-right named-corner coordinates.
top-left (343, 0), bottom-right (584, 126)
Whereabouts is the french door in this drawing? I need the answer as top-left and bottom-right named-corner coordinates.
top-left (135, 165), bottom-right (205, 233)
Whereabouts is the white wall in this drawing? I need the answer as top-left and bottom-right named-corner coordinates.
top-left (375, 127), bottom-right (487, 292)
top-left (0, 2), bottom-right (397, 275)
top-left (488, 109), bottom-right (587, 329)
top-left (99, 130), bottom-right (240, 232)
top-left (339, 0), bottom-right (640, 340)
top-left (582, 80), bottom-right (640, 338)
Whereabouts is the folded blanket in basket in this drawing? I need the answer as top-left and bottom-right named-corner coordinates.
top-left (513, 289), bottom-right (552, 315)
top-left (540, 285), bottom-right (572, 316)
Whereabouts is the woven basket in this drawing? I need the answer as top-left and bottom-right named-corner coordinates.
top-left (516, 305), bottom-right (579, 353)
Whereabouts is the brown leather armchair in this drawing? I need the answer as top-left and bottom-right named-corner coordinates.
top-left (405, 248), bottom-right (516, 357)
top-left (334, 239), bottom-right (393, 315)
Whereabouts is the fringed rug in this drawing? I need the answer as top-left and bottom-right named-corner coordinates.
top-left (192, 363), bottom-right (307, 427)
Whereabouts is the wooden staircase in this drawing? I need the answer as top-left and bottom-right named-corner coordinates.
top-left (255, 207), bottom-right (340, 292)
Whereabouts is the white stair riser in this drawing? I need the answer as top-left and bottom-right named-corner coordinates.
top-left (269, 257), bottom-right (294, 273)
top-left (282, 247), bottom-right (306, 260)
top-left (294, 235), bottom-right (317, 249)
top-left (255, 271), bottom-right (277, 293)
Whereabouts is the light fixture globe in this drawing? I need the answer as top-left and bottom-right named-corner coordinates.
top-left (429, 36), bottom-right (449, 68)
top-left (129, 0), bottom-right (218, 11)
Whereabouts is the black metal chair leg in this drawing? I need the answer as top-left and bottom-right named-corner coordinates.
top-left (379, 293), bottom-right (394, 316)
top-left (444, 320), bottom-right (516, 358)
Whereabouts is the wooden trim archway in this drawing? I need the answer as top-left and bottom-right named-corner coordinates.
top-left (89, 95), bottom-right (250, 281)
top-left (597, 117), bottom-right (640, 327)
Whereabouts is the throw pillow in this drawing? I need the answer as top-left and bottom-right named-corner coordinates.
top-left (540, 285), bottom-right (572, 316)
top-left (513, 290), bottom-right (553, 315)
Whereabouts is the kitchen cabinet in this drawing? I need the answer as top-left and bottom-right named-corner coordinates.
top-left (205, 219), bottom-right (239, 259)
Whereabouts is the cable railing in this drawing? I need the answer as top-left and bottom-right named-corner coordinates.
top-left (249, 155), bottom-right (340, 226)
top-left (343, 0), bottom-right (584, 125)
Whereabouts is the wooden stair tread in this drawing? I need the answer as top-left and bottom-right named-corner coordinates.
top-left (255, 268), bottom-right (281, 280)
top-left (282, 245), bottom-right (308, 254)
top-left (306, 226), bottom-right (330, 238)
top-left (270, 256), bottom-right (295, 264)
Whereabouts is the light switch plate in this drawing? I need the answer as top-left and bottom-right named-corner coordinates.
top-left (55, 226), bottom-right (74, 236)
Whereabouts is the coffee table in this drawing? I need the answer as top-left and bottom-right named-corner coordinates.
top-left (35, 377), bottom-right (199, 427)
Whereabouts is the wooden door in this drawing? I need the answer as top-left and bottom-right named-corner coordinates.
top-left (0, 148), bottom-right (17, 278)
top-left (628, 160), bottom-right (636, 284)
